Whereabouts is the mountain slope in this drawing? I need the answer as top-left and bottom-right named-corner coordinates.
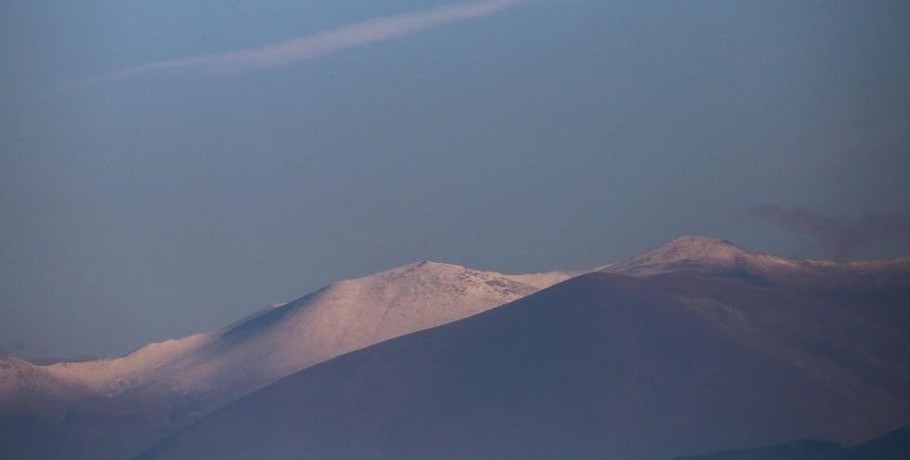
top-left (134, 241), bottom-right (910, 460)
top-left (0, 357), bottom-right (176, 460)
top-left (1, 262), bottom-right (576, 460)
top-left (47, 262), bottom-right (576, 398)
top-left (1, 358), bottom-right (94, 408)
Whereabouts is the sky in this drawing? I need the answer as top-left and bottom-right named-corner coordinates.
top-left (2, 0), bottom-right (909, 359)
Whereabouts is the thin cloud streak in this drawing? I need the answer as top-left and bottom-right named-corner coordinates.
top-left (56, 0), bottom-right (530, 92)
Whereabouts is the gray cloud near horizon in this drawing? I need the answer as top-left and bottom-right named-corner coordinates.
top-left (56, 0), bottom-right (530, 92)
top-left (750, 205), bottom-right (910, 260)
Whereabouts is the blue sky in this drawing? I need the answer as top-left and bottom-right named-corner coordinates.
top-left (2, 0), bottom-right (909, 358)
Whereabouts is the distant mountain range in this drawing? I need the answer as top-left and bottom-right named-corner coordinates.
top-left (2, 236), bottom-right (908, 460)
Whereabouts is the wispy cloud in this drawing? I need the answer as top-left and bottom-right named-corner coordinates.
top-left (56, 0), bottom-right (530, 92)
top-left (749, 205), bottom-right (910, 259)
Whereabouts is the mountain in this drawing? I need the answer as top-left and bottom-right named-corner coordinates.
top-left (605, 235), bottom-right (910, 281)
top-left (0, 358), bottom-right (89, 459)
top-left (1, 358), bottom-right (93, 407)
top-left (675, 426), bottom-right (910, 460)
top-left (1, 262), bottom-right (576, 460)
top-left (46, 262), bottom-right (577, 407)
top-left (0, 356), bottom-right (179, 460)
top-left (134, 237), bottom-right (910, 460)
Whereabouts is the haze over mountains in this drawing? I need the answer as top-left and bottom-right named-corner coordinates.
top-left (2, 236), bottom-right (909, 460)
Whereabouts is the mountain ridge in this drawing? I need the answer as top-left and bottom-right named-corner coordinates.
top-left (4, 236), bottom-right (909, 460)
top-left (37, 261), bottom-right (578, 396)
top-left (1, 260), bottom-right (579, 460)
top-left (132, 243), bottom-right (910, 460)
top-left (604, 236), bottom-right (910, 282)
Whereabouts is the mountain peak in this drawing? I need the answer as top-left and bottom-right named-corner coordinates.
top-left (604, 235), bottom-right (771, 276)
top-left (603, 235), bottom-right (910, 281)
top-left (402, 260), bottom-right (465, 272)
top-left (650, 235), bottom-right (747, 259)
top-left (413, 259), bottom-right (449, 267)
top-left (365, 260), bottom-right (496, 287)
top-left (32, 258), bottom-right (580, 410)
top-left (384, 260), bottom-right (581, 291)
top-left (630, 235), bottom-right (749, 263)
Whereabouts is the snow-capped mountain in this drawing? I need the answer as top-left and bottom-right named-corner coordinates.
top-left (6, 236), bottom-right (910, 460)
top-left (0, 357), bottom-right (93, 410)
top-left (605, 235), bottom-right (910, 280)
top-left (1, 261), bottom-right (578, 460)
top-left (133, 238), bottom-right (910, 460)
top-left (45, 262), bottom-right (577, 402)
top-left (604, 235), bottom-right (800, 276)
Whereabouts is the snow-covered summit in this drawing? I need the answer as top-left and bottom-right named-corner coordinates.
top-left (604, 235), bottom-right (807, 277)
top-left (603, 235), bottom-right (910, 279)
top-left (623, 236), bottom-right (745, 264)
top-left (164, 261), bottom-right (574, 397)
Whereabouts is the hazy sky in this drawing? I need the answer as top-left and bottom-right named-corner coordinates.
top-left (2, 0), bottom-right (909, 359)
